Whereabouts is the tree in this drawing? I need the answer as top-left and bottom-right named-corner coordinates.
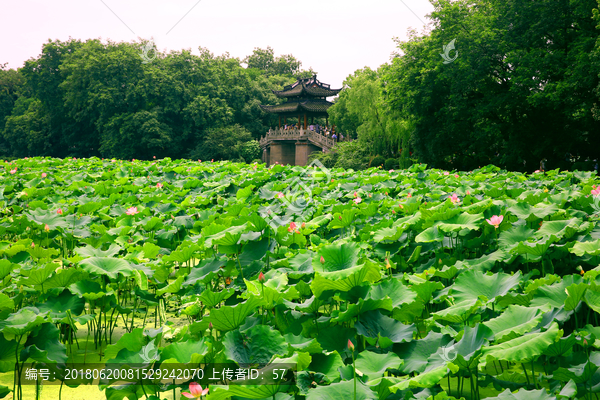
top-left (384, 0), bottom-right (600, 171)
top-left (329, 67), bottom-right (414, 167)
top-left (190, 124), bottom-right (253, 161)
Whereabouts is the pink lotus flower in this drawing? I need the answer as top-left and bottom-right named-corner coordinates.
top-left (156, 183), bottom-right (163, 188)
top-left (592, 188), bottom-right (600, 196)
top-left (31, 242), bottom-right (35, 248)
top-left (44, 224), bottom-right (50, 232)
top-left (276, 192), bottom-right (284, 199)
top-left (153, 156), bottom-right (156, 159)
top-left (354, 197), bottom-right (362, 204)
top-left (57, 208), bottom-right (63, 215)
top-left (454, 174), bottom-right (459, 178)
top-left (450, 194), bottom-right (460, 204)
top-left (41, 172), bottom-right (47, 178)
top-left (9, 169), bottom-right (16, 174)
top-left (287, 222), bottom-right (297, 233)
top-left (353, 192), bottom-right (358, 198)
top-left (444, 171), bottom-right (449, 176)
top-left (389, 169), bottom-right (394, 172)
top-left (407, 193), bottom-right (412, 198)
top-left (126, 207), bottom-right (138, 215)
top-left (467, 191), bottom-right (471, 195)
top-left (486, 215), bottom-right (503, 229)
top-left (182, 382), bottom-right (209, 398)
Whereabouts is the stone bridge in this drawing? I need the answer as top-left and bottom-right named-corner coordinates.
top-left (259, 127), bottom-right (337, 166)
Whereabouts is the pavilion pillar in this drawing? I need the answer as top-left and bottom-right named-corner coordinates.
top-left (279, 116), bottom-right (281, 129)
top-left (298, 114), bottom-right (301, 128)
top-left (304, 114), bottom-right (307, 129)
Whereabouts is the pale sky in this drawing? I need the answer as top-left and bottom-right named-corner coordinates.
top-left (1, 0), bottom-right (434, 89)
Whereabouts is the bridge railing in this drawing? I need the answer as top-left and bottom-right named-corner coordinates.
top-left (259, 128), bottom-right (337, 149)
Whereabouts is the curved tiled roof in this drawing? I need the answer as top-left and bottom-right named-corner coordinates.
top-left (259, 100), bottom-right (334, 114)
top-left (272, 74), bottom-right (342, 98)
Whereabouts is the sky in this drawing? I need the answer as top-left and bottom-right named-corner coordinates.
top-left (1, 0), bottom-right (434, 89)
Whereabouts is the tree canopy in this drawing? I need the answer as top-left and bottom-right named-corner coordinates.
top-left (0, 40), bottom-right (311, 160)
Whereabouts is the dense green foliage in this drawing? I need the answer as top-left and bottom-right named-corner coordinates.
top-left (327, 0), bottom-right (600, 172)
top-left (1, 158), bottom-right (600, 399)
top-left (386, 0), bottom-right (600, 171)
top-left (0, 40), bottom-right (314, 160)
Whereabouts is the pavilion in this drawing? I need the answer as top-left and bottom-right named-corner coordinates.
top-left (259, 75), bottom-right (342, 166)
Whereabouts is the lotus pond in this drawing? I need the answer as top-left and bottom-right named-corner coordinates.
top-left (0, 157), bottom-right (600, 400)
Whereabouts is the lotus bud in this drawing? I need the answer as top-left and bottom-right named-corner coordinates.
top-left (258, 272), bottom-right (265, 283)
top-left (209, 322), bottom-right (213, 329)
top-left (339, 215), bottom-right (342, 220)
top-left (44, 224), bottom-right (50, 232)
top-left (320, 256), bottom-right (325, 264)
top-left (348, 339), bottom-right (354, 351)
top-left (301, 222), bottom-right (306, 229)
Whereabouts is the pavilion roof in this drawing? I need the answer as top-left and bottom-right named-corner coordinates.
top-left (273, 75), bottom-right (341, 98)
top-left (259, 99), bottom-right (334, 114)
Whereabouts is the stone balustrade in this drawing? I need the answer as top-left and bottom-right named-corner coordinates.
top-left (259, 127), bottom-right (336, 150)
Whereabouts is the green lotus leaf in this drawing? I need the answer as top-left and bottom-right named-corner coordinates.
top-left (311, 260), bottom-right (380, 298)
top-left (20, 263), bottom-right (56, 290)
top-left (35, 290), bottom-right (85, 321)
top-left (0, 334), bottom-right (17, 372)
top-left (482, 388), bottom-right (562, 400)
top-left (498, 225), bottom-right (535, 251)
top-left (534, 218), bottom-right (581, 240)
top-left (43, 268), bottom-right (85, 290)
top-left (164, 243), bottom-right (200, 263)
top-left (184, 258), bottom-right (225, 286)
top-left (78, 257), bottom-right (133, 280)
top-left (437, 212), bottom-right (484, 233)
top-left (355, 350), bottom-right (402, 380)
top-left (223, 325), bottom-right (288, 365)
top-left (415, 225), bottom-right (445, 243)
top-left (21, 322), bottom-right (67, 364)
top-left (551, 353), bottom-right (600, 384)
top-left (570, 239), bottom-right (600, 257)
top-left (75, 244), bottom-right (122, 258)
top-left (452, 269), bottom-right (521, 304)
top-left (355, 310), bottom-right (415, 347)
top-left (483, 305), bottom-right (548, 343)
top-left (69, 280), bottom-right (112, 300)
top-left (0, 307), bottom-right (47, 336)
top-left (0, 293), bottom-right (14, 312)
top-left (317, 325), bottom-right (357, 355)
top-left (481, 322), bottom-right (562, 365)
top-left (284, 333), bottom-right (323, 354)
top-left (156, 275), bottom-right (184, 296)
top-left (584, 285), bottom-right (600, 314)
top-left (204, 297), bottom-right (264, 332)
top-left (313, 242), bottom-right (360, 272)
top-left (199, 287), bottom-right (236, 309)
top-left (388, 364), bottom-right (448, 392)
top-left (306, 379), bottom-right (378, 400)
top-left (24, 209), bottom-right (69, 230)
top-left (309, 351), bottom-right (344, 383)
top-left (432, 299), bottom-right (482, 323)
top-left (564, 282), bottom-right (588, 311)
top-left (531, 275), bottom-right (582, 308)
top-left (160, 338), bottom-right (210, 364)
top-left (396, 331), bottom-right (452, 374)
